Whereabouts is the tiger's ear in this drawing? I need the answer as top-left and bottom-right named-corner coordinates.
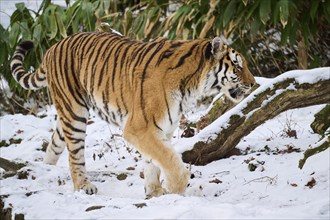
top-left (211, 37), bottom-right (228, 59)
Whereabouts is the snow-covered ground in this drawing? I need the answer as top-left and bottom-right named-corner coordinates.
top-left (0, 70), bottom-right (329, 219)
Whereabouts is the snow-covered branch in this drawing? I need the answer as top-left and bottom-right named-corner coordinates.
top-left (174, 67), bottom-right (330, 165)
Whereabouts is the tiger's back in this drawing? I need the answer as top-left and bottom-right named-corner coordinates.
top-left (45, 32), bottom-right (214, 129)
top-left (11, 32), bottom-right (255, 197)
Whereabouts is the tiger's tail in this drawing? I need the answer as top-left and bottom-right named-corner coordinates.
top-left (10, 41), bottom-right (47, 90)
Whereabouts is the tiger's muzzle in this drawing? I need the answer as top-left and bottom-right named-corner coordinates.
top-left (229, 82), bottom-right (254, 102)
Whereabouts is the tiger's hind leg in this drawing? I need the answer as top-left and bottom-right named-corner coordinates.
top-left (54, 100), bottom-right (97, 194)
top-left (44, 119), bottom-right (66, 165)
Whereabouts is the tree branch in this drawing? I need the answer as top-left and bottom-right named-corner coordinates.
top-left (177, 68), bottom-right (330, 165)
top-left (298, 136), bottom-right (330, 169)
top-left (0, 157), bottom-right (26, 173)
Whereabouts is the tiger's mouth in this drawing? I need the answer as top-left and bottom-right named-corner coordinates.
top-left (229, 87), bottom-right (244, 101)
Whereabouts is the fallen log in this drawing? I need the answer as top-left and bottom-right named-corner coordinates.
top-left (175, 67), bottom-right (330, 165)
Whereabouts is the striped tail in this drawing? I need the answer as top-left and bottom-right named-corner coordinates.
top-left (10, 41), bottom-right (47, 90)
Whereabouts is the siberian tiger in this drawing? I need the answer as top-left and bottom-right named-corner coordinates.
top-left (11, 32), bottom-right (255, 198)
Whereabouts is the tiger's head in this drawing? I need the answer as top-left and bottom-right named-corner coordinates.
top-left (207, 37), bottom-right (256, 103)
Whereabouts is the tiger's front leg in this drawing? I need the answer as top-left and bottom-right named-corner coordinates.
top-left (143, 132), bottom-right (177, 198)
top-left (124, 123), bottom-right (190, 197)
top-left (144, 159), bottom-right (167, 199)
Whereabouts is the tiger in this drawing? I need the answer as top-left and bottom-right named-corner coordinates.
top-left (11, 32), bottom-right (255, 198)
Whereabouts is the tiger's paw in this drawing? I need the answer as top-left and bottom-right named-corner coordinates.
top-left (145, 186), bottom-right (167, 199)
top-left (80, 182), bottom-right (98, 195)
top-left (165, 166), bottom-right (190, 194)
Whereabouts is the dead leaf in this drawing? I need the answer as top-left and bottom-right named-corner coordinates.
top-left (133, 203), bottom-right (147, 208)
top-left (305, 177), bottom-right (316, 189)
top-left (244, 157), bottom-right (255, 164)
top-left (116, 173), bottom-right (127, 181)
top-left (85, 205), bottom-right (105, 212)
top-left (16, 129), bottom-right (24, 134)
top-left (209, 178), bottom-right (222, 184)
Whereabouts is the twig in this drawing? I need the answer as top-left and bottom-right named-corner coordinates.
top-left (243, 175), bottom-right (278, 186)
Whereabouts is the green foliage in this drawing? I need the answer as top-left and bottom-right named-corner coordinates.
top-left (0, 0), bottom-right (329, 113)
top-left (311, 104), bottom-right (330, 136)
top-left (298, 138), bottom-right (330, 169)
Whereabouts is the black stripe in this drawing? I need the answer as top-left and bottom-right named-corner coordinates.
top-left (66, 136), bottom-right (84, 144)
top-left (221, 63), bottom-right (229, 85)
top-left (97, 37), bottom-right (125, 88)
top-left (83, 37), bottom-right (100, 88)
top-left (127, 42), bottom-right (144, 68)
top-left (140, 41), bottom-right (166, 123)
top-left (179, 46), bottom-right (207, 97)
top-left (71, 162), bottom-right (86, 166)
top-left (31, 75), bottom-right (37, 88)
top-left (53, 86), bottom-right (87, 123)
top-left (78, 33), bottom-right (96, 57)
top-left (36, 72), bottom-right (46, 81)
top-left (156, 49), bottom-right (174, 66)
top-left (63, 36), bottom-right (86, 107)
top-left (119, 42), bottom-right (131, 75)
top-left (11, 63), bottom-right (22, 72)
top-left (15, 70), bottom-right (26, 82)
top-left (153, 116), bottom-right (163, 131)
top-left (115, 98), bottom-right (122, 118)
top-left (117, 44), bottom-right (131, 115)
top-left (51, 139), bottom-right (63, 149)
top-left (74, 33), bottom-right (93, 68)
top-left (56, 128), bottom-right (65, 141)
top-left (164, 89), bottom-right (172, 124)
top-left (119, 81), bottom-right (128, 115)
top-left (23, 74), bottom-right (30, 88)
top-left (179, 102), bottom-right (183, 113)
top-left (174, 43), bottom-right (198, 68)
top-left (205, 42), bottom-right (212, 59)
top-left (84, 36), bottom-right (105, 82)
top-left (111, 112), bottom-right (117, 122)
top-left (90, 37), bottom-right (113, 93)
top-left (16, 48), bottom-right (26, 55)
top-left (136, 41), bottom-right (158, 66)
top-left (103, 80), bottom-right (111, 113)
top-left (111, 39), bottom-right (130, 92)
top-left (170, 41), bottom-right (183, 49)
top-left (49, 142), bottom-right (63, 155)
top-left (68, 35), bottom-right (88, 106)
top-left (12, 54), bottom-right (23, 61)
top-left (179, 79), bottom-right (186, 98)
top-left (211, 59), bottom-right (223, 88)
top-left (69, 146), bottom-right (85, 155)
top-left (62, 120), bottom-right (86, 133)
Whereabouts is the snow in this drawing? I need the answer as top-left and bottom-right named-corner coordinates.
top-left (0, 69), bottom-right (330, 219)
